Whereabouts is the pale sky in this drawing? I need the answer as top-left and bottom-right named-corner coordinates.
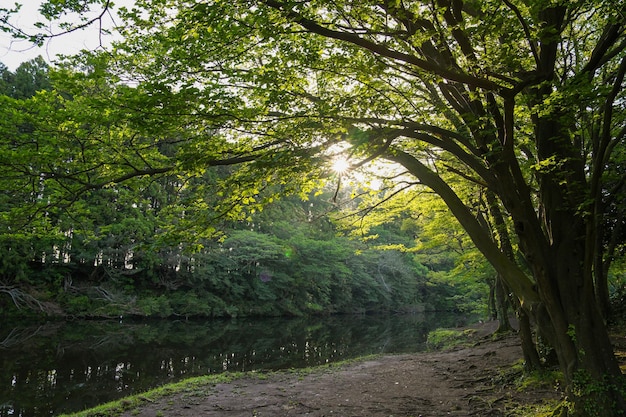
top-left (0, 0), bottom-right (128, 71)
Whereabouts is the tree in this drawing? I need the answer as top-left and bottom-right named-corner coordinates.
top-left (0, 57), bottom-right (51, 99)
top-left (4, 0), bottom-right (626, 414)
top-left (336, 184), bottom-right (491, 315)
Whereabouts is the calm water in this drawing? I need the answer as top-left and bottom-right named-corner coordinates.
top-left (0, 313), bottom-right (470, 416)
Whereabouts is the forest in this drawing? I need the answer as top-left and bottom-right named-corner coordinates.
top-left (1, 1), bottom-right (625, 415)
top-left (0, 58), bottom-right (490, 318)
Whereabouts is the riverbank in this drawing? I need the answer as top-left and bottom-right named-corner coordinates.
top-left (61, 321), bottom-right (573, 417)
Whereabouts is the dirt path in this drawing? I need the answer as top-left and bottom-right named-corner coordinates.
top-left (119, 322), bottom-right (564, 417)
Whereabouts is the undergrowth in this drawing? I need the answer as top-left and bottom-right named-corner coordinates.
top-left (426, 328), bottom-right (477, 350)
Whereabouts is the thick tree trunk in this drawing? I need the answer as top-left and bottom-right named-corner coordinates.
top-left (516, 191), bottom-right (625, 413)
top-left (535, 261), bottom-right (625, 416)
top-left (504, 213), bottom-right (624, 415)
top-left (388, 150), bottom-right (624, 416)
top-left (526, 77), bottom-right (625, 414)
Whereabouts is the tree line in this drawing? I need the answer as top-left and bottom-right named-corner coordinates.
top-left (1, 0), bottom-right (626, 414)
top-left (0, 59), bottom-right (490, 318)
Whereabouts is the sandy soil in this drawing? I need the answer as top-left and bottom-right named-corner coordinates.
top-left (117, 321), bottom-right (567, 417)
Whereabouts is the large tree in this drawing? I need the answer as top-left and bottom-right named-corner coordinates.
top-left (4, 0), bottom-right (626, 414)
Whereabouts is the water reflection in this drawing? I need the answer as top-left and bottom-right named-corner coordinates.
top-left (0, 313), bottom-right (468, 416)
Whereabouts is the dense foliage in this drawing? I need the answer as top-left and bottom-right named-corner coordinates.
top-left (2, 0), bottom-right (626, 414)
top-left (0, 60), bottom-right (489, 318)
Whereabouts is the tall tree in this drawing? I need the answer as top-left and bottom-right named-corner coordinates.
top-left (0, 57), bottom-right (51, 98)
top-left (4, 0), bottom-right (626, 414)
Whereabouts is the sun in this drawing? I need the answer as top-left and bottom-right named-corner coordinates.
top-left (331, 158), bottom-right (351, 174)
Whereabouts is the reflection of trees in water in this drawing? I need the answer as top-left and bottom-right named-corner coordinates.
top-left (0, 322), bottom-right (66, 354)
top-left (0, 326), bottom-right (46, 349)
top-left (0, 313), bottom-right (464, 417)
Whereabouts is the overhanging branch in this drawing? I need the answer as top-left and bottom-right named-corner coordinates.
top-left (262, 0), bottom-right (503, 91)
top-left (385, 148), bottom-right (540, 307)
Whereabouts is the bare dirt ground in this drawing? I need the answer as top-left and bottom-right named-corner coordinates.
top-left (117, 321), bottom-right (571, 417)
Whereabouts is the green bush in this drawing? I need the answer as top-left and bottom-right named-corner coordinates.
top-left (64, 295), bottom-right (92, 315)
top-left (136, 295), bottom-right (172, 317)
top-left (169, 292), bottom-right (212, 317)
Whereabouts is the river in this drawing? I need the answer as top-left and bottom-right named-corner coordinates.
top-left (0, 313), bottom-right (470, 416)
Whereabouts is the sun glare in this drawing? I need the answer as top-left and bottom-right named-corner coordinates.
top-left (331, 158), bottom-right (350, 174)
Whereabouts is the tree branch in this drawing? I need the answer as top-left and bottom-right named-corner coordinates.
top-left (262, 0), bottom-right (502, 91)
top-left (582, 23), bottom-right (625, 75)
top-left (384, 148), bottom-right (540, 307)
top-left (502, 0), bottom-right (540, 68)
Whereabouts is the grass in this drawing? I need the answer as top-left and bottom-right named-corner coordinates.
top-left (511, 400), bottom-right (568, 417)
top-left (426, 327), bottom-right (477, 350)
top-left (58, 372), bottom-right (245, 417)
top-left (500, 359), bottom-right (563, 392)
top-left (492, 357), bottom-right (565, 416)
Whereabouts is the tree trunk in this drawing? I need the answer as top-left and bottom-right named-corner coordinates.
top-left (525, 63), bottom-right (625, 414)
top-left (594, 199), bottom-right (625, 321)
top-left (488, 278), bottom-right (497, 320)
top-left (594, 248), bottom-right (611, 322)
top-left (513, 184), bottom-right (625, 414)
top-left (535, 260), bottom-right (625, 416)
top-left (485, 191), bottom-right (513, 334)
top-left (516, 306), bottom-right (543, 371)
top-left (388, 150), bottom-right (625, 416)
top-left (494, 274), bottom-right (512, 333)
top-left (594, 215), bottom-right (611, 321)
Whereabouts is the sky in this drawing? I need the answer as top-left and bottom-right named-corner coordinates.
top-left (0, 0), bottom-right (127, 71)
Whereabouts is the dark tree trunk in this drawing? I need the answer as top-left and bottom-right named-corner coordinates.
top-left (521, 77), bottom-right (625, 414)
top-left (485, 192), bottom-right (513, 334)
top-left (505, 209), bottom-right (625, 416)
top-left (594, 198), bottom-right (625, 321)
top-left (388, 150), bottom-right (625, 416)
top-left (488, 278), bottom-right (497, 320)
top-left (517, 307), bottom-right (543, 371)
top-left (494, 274), bottom-right (512, 333)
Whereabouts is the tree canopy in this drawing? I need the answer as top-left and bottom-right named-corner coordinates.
top-left (2, 0), bottom-right (626, 415)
